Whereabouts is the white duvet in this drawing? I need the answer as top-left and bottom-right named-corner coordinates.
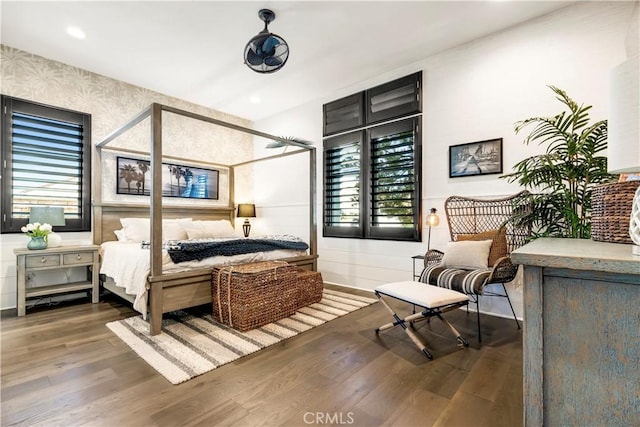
top-left (99, 240), bottom-right (307, 318)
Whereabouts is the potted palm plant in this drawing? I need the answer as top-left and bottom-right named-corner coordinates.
top-left (502, 86), bottom-right (616, 238)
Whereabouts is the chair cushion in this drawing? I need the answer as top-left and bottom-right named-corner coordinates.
top-left (376, 281), bottom-right (469, 308)
top-left (441, 239), bottom-right (493, 269)
top-left (457, 227), bottom-right (508, 266)
top-left (419, 265), bottom-right (491, 294)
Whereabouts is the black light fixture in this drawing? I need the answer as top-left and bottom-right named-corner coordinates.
top-left (237, 204), bottom-right (256, 238)
top-left (243, 9), bottom-right (289, 74)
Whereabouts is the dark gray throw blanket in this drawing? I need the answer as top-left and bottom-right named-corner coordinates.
top-left (167, 238), bottom-right (309, 263)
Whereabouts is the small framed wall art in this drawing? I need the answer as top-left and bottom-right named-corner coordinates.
top-left (449, 138), bottom-right (503, 178)
top-left (116, 156), bottom-right (219, 200)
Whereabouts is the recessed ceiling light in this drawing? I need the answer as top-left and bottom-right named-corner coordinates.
top-left (66, 26), bottom-right (86, 40)
top-left (250, 96), bottom-right (261, 104)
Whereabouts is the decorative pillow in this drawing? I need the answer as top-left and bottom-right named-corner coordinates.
top-left (441, 239), bottom-right (493, 270)
top-left (185, 220), bottom-right (236, 239)
top-left (113, 229), bottom-right (128, 241)
top-left (457, 227), bottom-right (508, 266)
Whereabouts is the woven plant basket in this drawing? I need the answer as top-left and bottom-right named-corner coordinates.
top-left (212, 261), bottom-right (298, 331)
top-left (591, 181), bottom-right (640, 244)
top-left (294, 268), bottom-right (324, 310)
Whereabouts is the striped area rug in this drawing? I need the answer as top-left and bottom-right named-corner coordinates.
top-left (106, 289), bottom-right (377, 384)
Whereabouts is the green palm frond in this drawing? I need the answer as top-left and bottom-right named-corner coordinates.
top-left (502, 86), bottom-right (616, 239)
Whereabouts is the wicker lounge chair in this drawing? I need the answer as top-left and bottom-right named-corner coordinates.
top-left (420, 191), bottom-right (532, 342)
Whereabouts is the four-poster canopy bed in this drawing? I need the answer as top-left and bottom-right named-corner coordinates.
top-left (94, 103), bottom-right (317, 335)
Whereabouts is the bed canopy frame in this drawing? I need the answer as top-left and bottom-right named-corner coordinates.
top-left (93, 103), bottom-right (317, 335)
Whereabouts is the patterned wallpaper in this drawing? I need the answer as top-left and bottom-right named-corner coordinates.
top-left (0, 44), bottom-right (254, 206)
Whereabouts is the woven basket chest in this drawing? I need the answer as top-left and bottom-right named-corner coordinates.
top-left (591, 181), bottom-right (640, 244)
top-left (211, 261), bottom-right (298, 331)
top-left (294, 268), bottom-right (324, 310)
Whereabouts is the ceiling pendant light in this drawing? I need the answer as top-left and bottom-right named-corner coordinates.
top-left (243, 9), bottom-right (289, 74)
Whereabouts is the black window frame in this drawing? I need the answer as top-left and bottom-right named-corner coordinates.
top-left (367, 118), bottom-right (421, 241)
top-left (366, 72), bottom-right (422, 125)
top-left (323, 92), bottom-right (364, 137)
top-left (323, 72), bottom-right (422, 242)
top-left (323, 131), bottom-right (365, 238)
top-left (1, 95), bottom-right (92, 233)
top-left (323, 117), bottom-right (422, 241)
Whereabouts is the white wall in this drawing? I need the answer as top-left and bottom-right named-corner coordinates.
top-left (254, 1), bottom-right (636, 319)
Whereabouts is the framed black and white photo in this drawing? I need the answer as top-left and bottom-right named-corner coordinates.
top-left (449, 138), bottom-right (503, 178)
top-left (116, 156), bottom-right (219, 200)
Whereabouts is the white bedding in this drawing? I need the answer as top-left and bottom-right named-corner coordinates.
top-left (99, 240), bottom-right (307, 318)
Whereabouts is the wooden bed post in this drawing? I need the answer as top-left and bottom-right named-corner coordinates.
top-left (309, 147), bottom-right (317, 270)
top-left (149, 103), bottom-right (163, 335)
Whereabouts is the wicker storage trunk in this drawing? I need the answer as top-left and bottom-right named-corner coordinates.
top-left (295, 268), bottom-right (324, 310)
top-left (212, 261), bottom-right (298, 331)
top-left (591, 181), bottom-right (640, 244)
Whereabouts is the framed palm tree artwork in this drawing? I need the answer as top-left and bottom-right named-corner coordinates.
top-left (116, 156), bottom-right (219, 200)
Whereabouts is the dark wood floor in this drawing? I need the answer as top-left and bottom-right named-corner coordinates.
top-left (1, 287), bottom-right (523, 427)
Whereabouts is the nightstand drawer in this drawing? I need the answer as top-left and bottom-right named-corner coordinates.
top-left (25, 254), bottom-right (60, 268)
top-left (63, 252), bottom-right (94, 265)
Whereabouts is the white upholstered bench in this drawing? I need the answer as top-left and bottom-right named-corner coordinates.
top-left (374, 280), bottom-right (470, 359)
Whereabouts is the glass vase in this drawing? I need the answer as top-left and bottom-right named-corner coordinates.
top-left (27, 236), bottom-right (48, 250)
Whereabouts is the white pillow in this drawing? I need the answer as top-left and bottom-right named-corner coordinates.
top-left (184, 227), bottom-right (214, 240)
top-left (442, 239), bottom-right (493, 270)
top-left (119, 217), bottom-right (193, 242)
top-left (119, 218), bottom-right (150, 242)
top-left (186, 220), bottom-right (236, 239)
top-left (113, 229), bottom-right (128, 241)
top-left (163, 219), bottom-right (192, 241)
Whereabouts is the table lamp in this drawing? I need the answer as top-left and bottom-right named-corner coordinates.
top-left (426, 208), bottom-right (440, 250)
top-left (608, 55), bottom-right (640, 255)
top-left (237, 203), bottom-right (256, 238)
top-left (29, 206), bottom-right (66, 247)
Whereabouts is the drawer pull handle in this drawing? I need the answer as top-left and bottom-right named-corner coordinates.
top-left (76, 254), bottom-right (82, 260)
top-left (41, 257), bottom-right (46, 263)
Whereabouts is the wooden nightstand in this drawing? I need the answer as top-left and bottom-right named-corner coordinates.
top-left (14, 244), bottom-right (100, 316)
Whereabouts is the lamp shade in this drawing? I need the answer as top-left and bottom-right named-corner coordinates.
top-left (237, 204), bottom-right (256, 218)
top-left (29, 206), bottom-right (65, 226)
top-left (426, 208), bottom-right (440, 227)
top-left (608, 55), bottom-right (640, 174)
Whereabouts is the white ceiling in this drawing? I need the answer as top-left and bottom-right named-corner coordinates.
top-left (1, 1), bottom-right (577, 121)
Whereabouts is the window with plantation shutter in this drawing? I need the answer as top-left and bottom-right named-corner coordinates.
top-left (1, 96), bottom-right (91, 233)
top-left (366, 73), bottom-right (421, 125)
top-left (322, 72), bottom-right (422, 241)
top-left (322, 93), bottom-right (364, 137)
top-left (368, 119), bottom-right (420, 240)
top-left (323, 132), bottom-right (363, 238)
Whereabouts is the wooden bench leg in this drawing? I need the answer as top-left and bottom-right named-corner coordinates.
top-left (375, 293), bottom-right (434, 359)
